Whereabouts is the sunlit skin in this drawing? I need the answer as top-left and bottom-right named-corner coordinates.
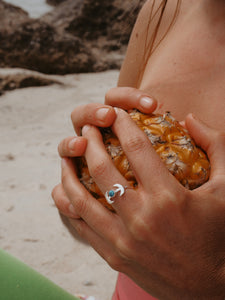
top-left (52, 0), bottom-right (225, 299)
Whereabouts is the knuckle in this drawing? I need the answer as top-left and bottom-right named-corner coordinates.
top-left (74, 193), bottom-right (89, 216)
top-left (154, 189), bottom-right (183, 212)
top-left (153, 187), bottom-right (175, 203)
top-left (51, 184), bottom-right (68, 211)
top-left (115, 236), bottom-right (134, 260)
top-left (58, 139), bottom-right (67, 156)
top-left (206, 176), bottom-right (225, 195)
top-left (70, 108), bottom-right (77, 123)
top-left (89, 159), bottom-right (108, 179)
top-left (106, 253), bottom-right (125, 271)
top-left (61, 171), bottom-right (68, 185)
top-left (160, 188), bottom-right (177, 203)
top-left (51, 185), bottom-right (59, 201)
top-left (105, 88), bottom-right (115, 102)
top-left (127, 190), bottom-right (182, 240)
top-left (128, 214), bottom-right (150, 241)
top-left (70, 105), bottom-right (88, 123)
top-left (71, 219), bottom-right (84, 237)
top-left (126, 87), bottom-right (139, 98)
top-left (215, 131), bottom-right (225, 146)
top-left (124, 134), bottom-right (148, 154)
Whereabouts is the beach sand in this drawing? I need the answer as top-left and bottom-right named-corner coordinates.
top-left (0, 68), bottom-right (119, 300)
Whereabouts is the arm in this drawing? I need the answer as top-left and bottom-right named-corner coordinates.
top-left (54, 109), bottom-right (225, 299)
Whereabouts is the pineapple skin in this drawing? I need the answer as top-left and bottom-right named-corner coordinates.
top-left (77, 110), bottom-right (210, 210)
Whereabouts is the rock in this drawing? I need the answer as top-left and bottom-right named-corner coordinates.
top-left (0, 69), bottom-right (63, 95)
top-left (0, 1), bottom-right (29, 28)
top-left (0, 1), bottom-right (95, 74)
top-left (0, 0), bottom-right (145, 74)
top-left (46, 0), bottom-right (66, 6)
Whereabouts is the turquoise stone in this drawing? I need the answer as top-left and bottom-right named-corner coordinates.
top-left (108, 190), bottom-right (115, 197)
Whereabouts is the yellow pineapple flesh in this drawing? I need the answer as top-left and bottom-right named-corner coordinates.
top-left (77, 110), bottom-right (210, 210)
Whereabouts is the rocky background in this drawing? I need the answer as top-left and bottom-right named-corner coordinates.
top-left (0, 0), bottom-right (145, 75)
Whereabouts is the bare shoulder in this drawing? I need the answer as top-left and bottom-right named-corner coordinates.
top-left (118, 0), bottom-right (160, 87)
top-left (117, 0), bottom-right (191, 87)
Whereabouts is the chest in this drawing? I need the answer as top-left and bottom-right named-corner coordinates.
top-left (139, 14), bottom-right (225, 129)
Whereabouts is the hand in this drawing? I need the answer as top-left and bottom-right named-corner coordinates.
top-left (70, 87), bottom-right (157, 135)
top-left (53, 109), bottom-right (225, 299)
top-left (52, 87), bottom-right (157, 218)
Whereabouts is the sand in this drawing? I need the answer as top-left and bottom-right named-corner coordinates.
top-left (0, 68), bottom-right (120, 300)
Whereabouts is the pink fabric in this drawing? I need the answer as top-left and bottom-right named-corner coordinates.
top-left (112, 273), bottom-right (158, 300)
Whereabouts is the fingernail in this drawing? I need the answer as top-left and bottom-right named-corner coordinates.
top-left (95, 107), bottom-right (110, 121)
top-left (140, 97), bottom-right (154, 109)
top-left (114, 107), bottom-right (122, 114)
top-left (68, 137), bottom-right (77, 150)
top-left (82, 125), bottom-right (91, 135)
top-left (179, 120), bottom-right (186, 128)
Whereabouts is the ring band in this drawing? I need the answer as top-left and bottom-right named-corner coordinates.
top-left (105, 184), bottom-right (128, 205)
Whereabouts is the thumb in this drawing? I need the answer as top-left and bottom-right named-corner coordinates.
top-left (185, 113), bottom-right (225, 178)
top-left (105, 87), bottom-right (157, 114)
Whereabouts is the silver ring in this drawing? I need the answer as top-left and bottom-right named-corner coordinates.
top-left (105, 184), bottom-right (129, 205)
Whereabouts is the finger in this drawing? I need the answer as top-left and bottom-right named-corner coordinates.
top-left (71, 103), bottom-right (116, 135)
top-left (112, 109), bottom-right (177, 191)
top-left (61, 158), bottom-right (118, 238)
top-left (105, 87), bottom-right (157, 113)
top-left (58, 136), bottom-right (87, 158)
top-left (69, 218), bottom-right (126, 271)
top-left (82, 125), bottom-right (129, 191)
top-left (81, 124), bottom-right (144, 216)
top-left (51, 183), bottom-right (80, 219)
top-left (185, 113), bottom-right (225, 178)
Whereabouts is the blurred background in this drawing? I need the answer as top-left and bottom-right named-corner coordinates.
top-left (0, 1), bottom-right (144, 299)
top-left (4, 0), bottom-right (53, 18)
top-left (0, 0), bottom-right (145, 77)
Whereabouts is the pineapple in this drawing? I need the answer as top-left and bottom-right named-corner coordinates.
top-left (77, 110), bottom-right (210, 210)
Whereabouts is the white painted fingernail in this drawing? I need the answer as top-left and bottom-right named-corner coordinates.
top-left (82, 125), bottom-right (91, 135)
top-left (140, 97), bottom-right (154, 109)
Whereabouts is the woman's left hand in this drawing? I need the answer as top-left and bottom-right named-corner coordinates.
top-left (52, 87), bottom-right (157, 219)
top-left (52, 107), bottom-right (225, 299)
